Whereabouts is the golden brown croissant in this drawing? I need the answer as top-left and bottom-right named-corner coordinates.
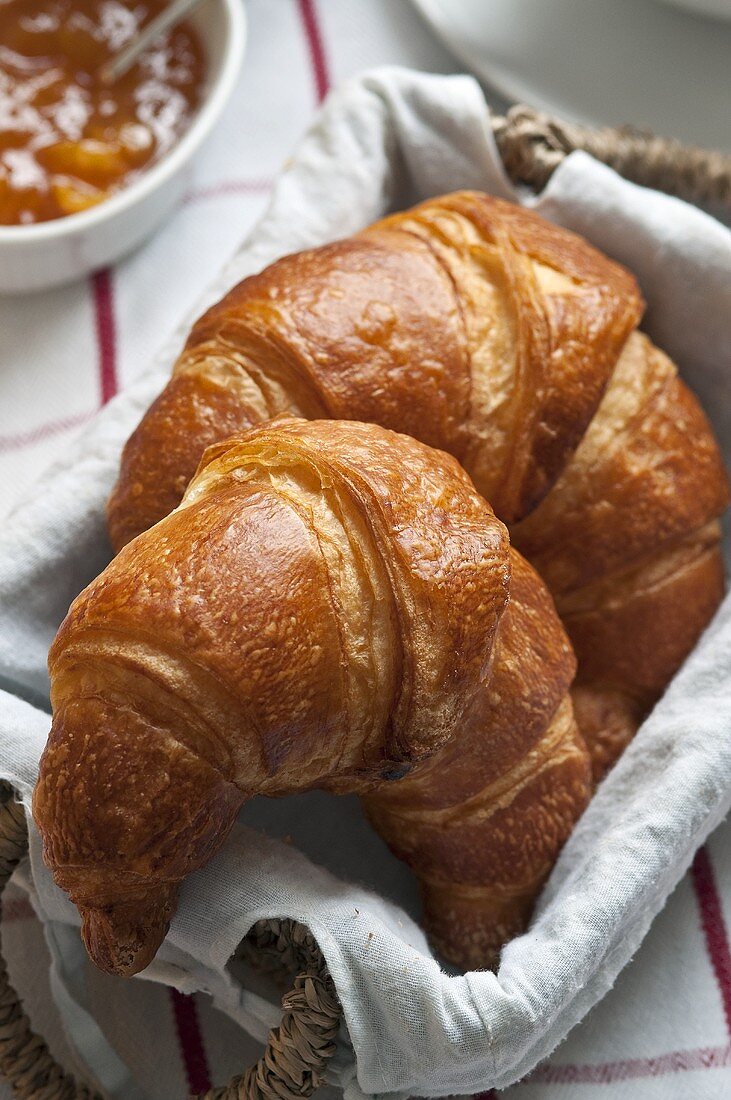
top-left (511, 331), bottom-right (728, 774)
top-left (108, 192), bottom-right (643, 548)
top-left (34, 419), bottom-right (590, 975)
top-left (107, 192), bottom-right (729, 775)
top-left (363, 549), bottom-right (588, 969)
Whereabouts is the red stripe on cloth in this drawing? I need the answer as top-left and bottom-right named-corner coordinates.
top-left (0, 267), bottom-right (117, 453)
top-left (529, 1043), bottom-right (731, 1085)
top-left (91, 269), bottom-right (118, 404)
top-left (297, 0), bottom-right (330, 102)
top-left (692, 846), bottom-right (731, 1036)
top-left (184, 178), bottom-right (274, 204)
top-left (0, 409), bottom-right (95, 453)
top-left (170, 989), bottom-right (212, 1094)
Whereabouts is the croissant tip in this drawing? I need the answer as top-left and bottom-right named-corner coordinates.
top-left (80, 904), bottom-right (170, 977)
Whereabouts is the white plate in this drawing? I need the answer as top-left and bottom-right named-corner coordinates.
top-left (411, 0), bottom-right (731, 152)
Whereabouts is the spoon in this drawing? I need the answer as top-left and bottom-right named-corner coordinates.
top-left (98, 0), bottom-right (204, 84)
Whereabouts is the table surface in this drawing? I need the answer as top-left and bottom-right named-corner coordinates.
top-left (1, 2), bottom-right (729, 1098)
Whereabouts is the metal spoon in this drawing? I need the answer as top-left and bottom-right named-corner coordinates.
top-left (98, 0), bottom-right (204, 84)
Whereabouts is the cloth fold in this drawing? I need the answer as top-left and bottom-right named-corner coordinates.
top-left (0, 67), bottom-right (730, 1098)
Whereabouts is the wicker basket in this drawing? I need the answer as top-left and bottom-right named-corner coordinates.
top-left (0, 108), bottom-right (729, 1100)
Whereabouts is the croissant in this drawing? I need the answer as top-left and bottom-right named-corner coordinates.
top-left (34, 418), bottom-right (590, 975)
top-left (107, 192), bottom-right (729, 777)
top-left (363, 547), bottom-right (587, 968)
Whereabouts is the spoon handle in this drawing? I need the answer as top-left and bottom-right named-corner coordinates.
top-left (99, 0), bottom-right (203, 84)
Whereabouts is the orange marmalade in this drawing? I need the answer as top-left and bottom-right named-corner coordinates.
top-left (0, 0), bottom-right (205, 225)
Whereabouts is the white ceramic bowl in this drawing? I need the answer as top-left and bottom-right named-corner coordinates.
top-left (0, 0), bottom-right (246, 294)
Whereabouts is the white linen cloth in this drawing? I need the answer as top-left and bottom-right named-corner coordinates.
top-left (0, 7), bottom-right (730, 1100)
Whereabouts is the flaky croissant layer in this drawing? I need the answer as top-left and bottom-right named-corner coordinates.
top-left (364, 549), bottom-right (590, 969)
top-left (36, 419), bottom-right (586, 975)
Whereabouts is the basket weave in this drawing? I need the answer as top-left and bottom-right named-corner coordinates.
top-left (0, 108), bottom-right (729, 1100)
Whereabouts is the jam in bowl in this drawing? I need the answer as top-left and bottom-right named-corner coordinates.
top-left (0, 0), bottom-right (206, 225)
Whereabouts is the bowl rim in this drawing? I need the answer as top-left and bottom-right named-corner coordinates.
top-left (0, 0), bottom-right (247, 244)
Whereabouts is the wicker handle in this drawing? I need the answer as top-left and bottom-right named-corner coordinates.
top-left (1, 105), bottom-right (729, 1100)
top-left (492, 105), bottom-right (731, 208)
top-left (0, 785), bottom-right (340, 1100)
top-left (203, 922), bottom-right (341, 1100)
